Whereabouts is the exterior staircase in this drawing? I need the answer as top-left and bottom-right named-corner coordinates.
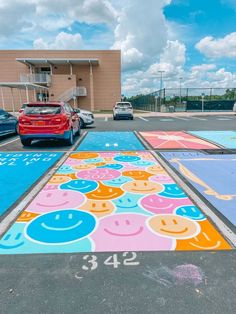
top-left (58, 86), bottom-right (87, 102)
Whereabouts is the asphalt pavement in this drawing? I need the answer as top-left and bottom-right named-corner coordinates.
top-left (0, 113), bottom-right (236, 314)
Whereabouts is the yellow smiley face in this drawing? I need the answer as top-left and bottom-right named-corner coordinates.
top-left (72, 164), bottom-right (96, 171)
top-left (49, 175), bottom-right (71, 185)
top-left (148, 214), bottom-right (200, 239)
top-left (79, 200), bottom-right (115, 217)
top-left (17, 211), bottom-right (39, 222)
top-left (122, 180), bottom-right (163, 194)
top-left (147, 165), bottom-right (166, 175)
top-left (122, 170), bottom-right (153, 180)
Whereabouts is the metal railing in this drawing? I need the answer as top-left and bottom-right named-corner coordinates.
top-left (20, 73), bottom-right (51, 85)
top-left (58, 86), bottom-right (87, 102)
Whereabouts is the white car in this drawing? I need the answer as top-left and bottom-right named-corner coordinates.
top-left (73, 108), bottom-right (94, 128)
top-left (113, 102), bottom-right (134, 120)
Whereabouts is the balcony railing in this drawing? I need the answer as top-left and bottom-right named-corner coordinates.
top-left (58, 87), bottom-right (87, 102)
top-left (20, 73), bottom-right (51, 85)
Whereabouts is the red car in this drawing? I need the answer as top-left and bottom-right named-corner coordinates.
top-left (19, 102), bottom-right (80, 146)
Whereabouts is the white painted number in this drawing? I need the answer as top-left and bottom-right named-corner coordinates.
top-left (82, 255), bottom-right (98, 271)
top-left (104, 254), bottom-right (121, 268)
top-left (123, 252), bottom-right (140, 266)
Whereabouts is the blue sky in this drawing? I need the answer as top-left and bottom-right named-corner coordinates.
top-left (0, 0), bottom-right (235, 95)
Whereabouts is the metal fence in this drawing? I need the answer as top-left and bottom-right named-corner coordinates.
top-left (130, 88), bottom-right (236, 112)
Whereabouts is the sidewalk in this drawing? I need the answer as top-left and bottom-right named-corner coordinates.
top-left (94, 111), bottom-right (235, 118)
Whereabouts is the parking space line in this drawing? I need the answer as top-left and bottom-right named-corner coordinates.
top-left (0, 137), bottom-right (19, 147)
top-left (105, 117), bottom-right (108, 122)
top-left (217, 118), bottom-right (232, 121)
top-left (138, 116), bottom-right (149, 122)
top-left (190, 117), bottom-right (207, 121)
top-left (173, 117), bottom-right (190, 121)
top-left (159, 119), bottom-right (174, 122)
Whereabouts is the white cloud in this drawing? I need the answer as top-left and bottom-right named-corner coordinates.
top-left (196, 32), bottom-right (236, 58)
top-left (33, 32), bottom-right (84, 49)
top-left (112, 0), bottom-right (172, 70)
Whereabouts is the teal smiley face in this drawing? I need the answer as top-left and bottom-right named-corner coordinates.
top-left (132, 160), bottom-right (155, 167)
top-left (84, 158), bottom-right (104, 164)
top-left (159, 184), bottom-right (187, 199)
top-left (25, 210), bottom-right (96, 244)
top-left (114, 155), bottom-right (141, 163)
top-left (175, 205), bottom-right (206, 221)
top-left (98, 164), bottom-right (124, 170)
top-left (60, 179), bottom-right (98, 193)
top-left (57, 165), bottom-right (74, 174)
top-left (113, 193), bottom-right (151, 215)
top-left (103, 176), bottom-right (133, 187)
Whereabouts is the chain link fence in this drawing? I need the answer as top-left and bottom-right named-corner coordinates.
top-left (129, 88), bottom-right (236, 112)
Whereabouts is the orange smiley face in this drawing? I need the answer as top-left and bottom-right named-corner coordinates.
top-left (122, 180), bottom-right (163, 194)
top-left (17, 211), bottom-right (39, 222)
top-left (122, 170), bottom-right (153, 180)
top-left (80, 200), bottom-right (115, 217)
top-left (121, 152), bottom-right (139, 155)
top-left (176, 220), bottom-right (232, 250)
top-left (148, 214), bottom-right (200, 239)
top-left (70, 152), bottom-right (99, 160)
top-left (72, 164), bottom-right (96, 171)
top-left (49, 175), bottom-right (71, 185)
top-left (147, 165), bottom-right (167, 175)
top-left (86, 182), bottom-right (124, 200)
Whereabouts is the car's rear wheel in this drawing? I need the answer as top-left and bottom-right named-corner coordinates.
top-left (21, 138), bottom-right (31, 146)
top-left (15, 123), bottom-right (19, 134)
top-left (76, 126), bottom-right (81, 136)
top-left (113, 115), bottom-right (117, 120)
top-left (65, 129), bottom-right (74, 146)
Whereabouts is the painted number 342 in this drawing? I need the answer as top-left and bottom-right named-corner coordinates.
top-left (82, 252), bottom-right (139, 271)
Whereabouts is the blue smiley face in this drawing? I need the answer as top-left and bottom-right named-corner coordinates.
top-left (84, 158), bottom-right (104, 164)
top-left (132, 160), bottom-right (155, 167)
top-left (103, 176), bottom-right (133, 187)
top-left (98, 164), bottom-right (124, 170)
top-left (159, 184), bottom-right (187, 198)
top-left (0, 223), bottom-right (93, 254)
top-left (60, 179), bottom-right (98, 193)
top-left (114, 155), bottom-right (141, 163)
top-left (113, 193), bottom-right (151, 215)
top-left (175, 205), bottom-right (206, 221)
top-left (57, 165), bottom-right (74, 174)
top-left (26, 210), bottom-right (96, 244)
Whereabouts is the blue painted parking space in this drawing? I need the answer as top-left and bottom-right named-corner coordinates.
top-left (161, 151), bottom-right (236, 227)
top-left (189, 131), bottom-right (236, 148)
top-left (77, 132), bottom-right (145, 151)
top-left (0, 152), bottom-right (62, 217)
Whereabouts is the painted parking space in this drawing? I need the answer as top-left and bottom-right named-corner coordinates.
top-left (189, 131), bottom-right (236, 148)
top-left (0, 151), bottom-right (231, 254)
top-left (0, 152), bottom-right (63, 217)
top-left (139, 131), bottom-right (220, 149)
top-left (161, 151), bottom-right (236, 227)
top-left (77, 131), bottom-right (145, 151)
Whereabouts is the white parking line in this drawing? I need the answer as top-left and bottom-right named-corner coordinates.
top-left (105, 117), bottom-right (108, 122)
top-left (0, 137), bottom-right (19, 147)
top-left (159, 119), bottom-right (174, 122)
top-left (138, 116), bottom-right (149, 121)
top-left (217, 118), bottom-right (231, 121)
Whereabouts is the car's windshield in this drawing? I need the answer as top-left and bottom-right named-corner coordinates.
top-left (116, 102), bottom-right (132, 108)
top-left (24, 105), bottom-right (61, 115)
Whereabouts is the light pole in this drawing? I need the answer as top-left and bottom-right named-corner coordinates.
top-left (201, 93), bottom-right (205, 112)
top-left (158, 70), bottom-right (165, 108)
top-left (179, 77), bottom-right (183, 105)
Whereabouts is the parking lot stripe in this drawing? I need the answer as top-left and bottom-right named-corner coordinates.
top-left (173, 117), bottom-right (190, 121)
top-left (0, 137), bottom-right (19, 147)
top-left (138, 116), bottom-right (149, 121)
top-left (105, 117), bottom-right (108, 122)
top-left (217, 118), bottom-right (231, 121)
top-left (190, 117), bottom-right (207, 121)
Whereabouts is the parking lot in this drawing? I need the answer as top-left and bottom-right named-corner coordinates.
top-left (0, 113), bottom-right (236, 314)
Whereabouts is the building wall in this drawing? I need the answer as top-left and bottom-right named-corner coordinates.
top-left (0, 50), bottom-right (121, 112)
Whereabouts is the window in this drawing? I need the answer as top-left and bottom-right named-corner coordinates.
top-left (24, 105), bottom-right (61, 115)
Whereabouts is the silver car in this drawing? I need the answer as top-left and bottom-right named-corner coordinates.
top-left (113, 102), bottom-right (134, 120)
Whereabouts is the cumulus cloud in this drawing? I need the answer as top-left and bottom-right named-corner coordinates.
top-left (33, 32), bottom-right (84, 49)
top-left (112, 0), bottom-right (172, 70)
top-left (196, 32), bottom-right (236, 58)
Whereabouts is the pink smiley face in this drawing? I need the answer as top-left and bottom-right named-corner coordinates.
top-left (64, 158), bottom-right (83, 166)
top-left (27, 190), bottom-right (86, 214)
top-left (77, 168), bottom-right (121, 181)
top-left (91, 213), bottom-right (174, 252)
top-left (150, 175), bottom-right (175, 184)
top-left (140, 195), bottom-right (193, 214)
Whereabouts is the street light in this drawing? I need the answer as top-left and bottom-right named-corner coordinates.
top-left (158, 70), bottom-right (165, 107)
top-left (179, 77), bottom-right (183, 105)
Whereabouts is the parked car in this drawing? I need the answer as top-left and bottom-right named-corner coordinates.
top-left (74, 108), bottom-right (94, 128)
top-left (113, 102), bottom-right (134, 120)
top-left (0, 109), bottom-right (18, 136)
top-left (233, 102), bottom-right (236, 113)
top-left (18, 102), bottom-right (80, 146)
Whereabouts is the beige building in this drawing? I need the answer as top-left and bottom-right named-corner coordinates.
top-left (0, 50), bottom-right (121, 112)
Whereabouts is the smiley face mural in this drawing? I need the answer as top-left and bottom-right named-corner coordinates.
top-left (0, 151), bottom-right (231, 254)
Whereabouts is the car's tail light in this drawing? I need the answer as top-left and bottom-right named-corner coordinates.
top-left (19, 117), bottom-right (32, 125)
